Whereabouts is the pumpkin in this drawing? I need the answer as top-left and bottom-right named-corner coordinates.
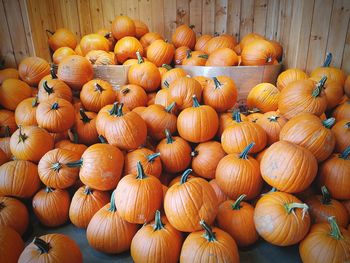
top-left (195, 34), bottom-right (213, 52)
top-left (74, 44), bottom-right (83, 55)
top-left (85, 50), bottom-right (116, 65)
top-left (270, 40), bottom-right (283, 61)
top-left (127, 52), bottom-right (160, 92)
top-left (0, 196), bottom-right (29, 235)
top-left (343, 200), bottom-right (350, 216)
top-left (310, 77), bottom-right (344, 110)
top-left (18, 57), bottom-right (50, 86)
top-left (216, 143), bottom-right (263, 200)
top-left (57, 55), bottom-right (94, 90)
top-left (247, 83), bottom-right (280, 112)
top-left (181, 50), bottom-right (208, 66)
top-left (299, 216), bottom-right (350, 263)
top-left (260, 140), bottom-right (318, 193)
top-left (117, 84), bottom-right (148, 110)
top-left (0, 110), bottom-right (17, 136)
top-left (177, 95), bottom-right (218, 143)
top-left (52, 47), bottom-right (76, 64)
top-left (192, 75), bottom-right (209, 90)
top-left (10, 126), bottom-right (54, 162)
top-left (140, 32), bottom-right (164, 51)
top-left (154, 88), bottom-right (173, 110)
top-left (0, 148), bottom-right (7, 165)
top-left (180, 220), bottom-right (239, 263)
top-left (276, 68), bottom-right (309, 91)
top-left (147, 39), bottom-right (175, 67)
top-left (333, 101), bottom-right (350, 121)
top-left (131, 210), bottom-right (183, 263)
top-left (217, 195), bottom-right (259, 247)
top-left (86, 191), bottom-right (137, 254)
top-left (0, 226), bottom-right (24, 263)
top-left (241, 39), bottom-right (276, 66)
top-left (221, 111), bottom-right (267, 154)
top-left (254, 191), bottom-right (311, 246)
top-left (174, 46), bottom-right (191, 65)
top-left (69, 186), bottom-right (110, 228)
top-left (305, 186), bottom-right (349, 227)
top-left (239, 33), bottom-right (265, 50)
top-left (114, 37), bottom-right (144, 63)
top-left (203, 76), bottom-right (238, 112)
top-left (18, 234), bottom-right (82, 263)
top-left (73, 108), bottom-right (98, 145)
top-left (191, 141), bottom-right (225, 180)
top-left (209, 179), bottom-right (228, 204)
top-left (0, 127), bottom-right (13, 159)
top-left (0, 78), bottom-right (32, 110)
top-left (332, 119), bottom-right (350, 153)
top-left (38, 79), bottom-right (72, 104)
top-left (14, 97), bottom-right (38, 126)
top-left (38, 148), bottom-right (80, 189)
top-left (161, 66), bottom-right (186, 89)
top-left (255, 111), bottom-right (287, 145)
top-left (95, 29), bottom-right (116, 50)
top-left (36, 98), bottom-right (75, 133)
top-left (115, 162), bottom-right (163, 224)
top-left (345, 75), bottom-right (350, 98)
top-left (47, 28), bottom-right (77, 51)
top-left (54, 138), bottom-right (87, 158)
top-left (147, 92), bottom-right (156, 105)
top-left (318, 146), bottom-right (350, 200)
top-left (155, 129), bottom-right (191, 173)
top-left (80, 33), bottom-right (110, 56)
top-left (134, 19), bottom-right (149, 39)
top-left (0, 68), bottom-right (19, 84)
top-left (204, 35), bottom-right (237, 54)
top-left (171, 24), bottom-right (196, 49)
top-left (217, 110), bottom-right (249, 137)
top-left (80, 79), bottom-right (116, 113)
top-left (205, 48), bottom-right (239, 66)
top-left (280, 113), bottom-right (335, 162)
top-left (278, 77), bottom-right (328, 119)
top-left (111, 15), bottom-right (136, 40)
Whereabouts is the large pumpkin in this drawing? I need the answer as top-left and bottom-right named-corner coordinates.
top-left (181, 50), bottom-right (208, 66)
top-left (47, 28), bottom-right (77, 51)
top-left (0, 78), bottom-right (32, 110)
top-left (247, 83), bottom-right (280, 113)
top-left (332, 119), bottom-right (350, 153)
top-left (161, 66), bottom-right (187, 89)
top-left (0, 68), bottom-right (19, 84)
top-left (79, 33), bottom-right (109, 56)
top-left (134, 19), bottom-right (149, 39)
top-left (114, 37), bottom-right (144, 63)
top-left (195, 34), bottom-right (213, 51)
top-left (0, 226), bottom-right (24, 263)
top-left (171, 24), bottom-right (196, 49)
top-left (140, 32), bottom-right (163, 51)
top-left (256, 111), bottom-right (287, 145)
top-left (52, 47), bottom-right (76, 64)
top-left (310, 77), bottom-right (344, 110)
top-left (15, 97), bottom-right (38, 126)
top-left (73, 108), bottom-right (98, 145)
top-left (205, 48), bottom-right (239, 66)
top-left (37, 78), bottom-right (72, 103)
top-left (241, 39), bottom-right (276, 66)
top-left (117, 84), bottom-right (148, 110)
top-left (209, 179), bottom-right (228, 205)
top-left (333, 101), bottom-right (350, 121)
top-left (276, 68), bottom-right (309, 91)
top-left (204, 35), bottom-right (237, 54)
top-left (147, 39), bottom-right (175, 67)
top-left (111, 15), bottom-right (136, 40)
top-left (18, 57), bottom-right (50, 86)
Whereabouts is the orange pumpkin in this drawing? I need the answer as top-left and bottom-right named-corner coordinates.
top-left (0, 78), bottom-right (32, 110)
top-left (85, 50), bottom-right (116, 65)
top-left (161, 66), bottom-right (187, 89)
top-left (310, 77), bottom-right (344, 110)
top-left (209, 179), bottom-right (228, 205)
top-left (256, 111), bottom-right (287, 145)
top-left (55, 138), bottom-right (87, 158)
top-left (247, 83), bottom-right (280, 113)
top-left (73, 108), bottom-right (98, 145)
top-left (114, 37), bottom-right (144, 63)
top-left (174, 46), bottom-right (191, 65)
top-left (74, 44), bottom-right (83, 56)
top-left (171, 24), bottom-right (196, 49)
top-left (270, 40), bottom-right (283, 61)
top-left (52, 47), bottom-right (76, 64)
top-left (14, 97), bottom-right (38, 126)
top-left (140, 32), bottom-right (164, 51)
top-left (18, 57), bottom-right (50, 86)
top-left (217, 110), bottom-right (249, 137)
top-left (80, 33), bottom-right (110, 56)
top-left (117, 84), bottom-right (148, 110)
top-left (0, 226), bottom-right (24, 263)
top-left (276, 68), bottom-right (309, 91)
top-left (195, 34), bottom-right (213, 52)
top-left (147, 39), bottom-right (175, 67)
top-left (0, 68), bottom-right (19, 84)
top-left (134, 19), bottom-right (149, 39)
top-left (205, 48), bottom-right (239, 66)
top-left (96, 29), bottom-right (117, 51)
top-left (111, 15), bottom-right (136, 40)
top-left (37, 77), bottom-right (72, 103)
top-left (181, 50), bottom-right (208, 66)
top-left (332, 119), bottom-right (350, 153)
top-left (333, 101), bottom-right (350, 121)
top-left (47, 28), bottom-right (77, 51)
top-left (241, 39), bottom-right (276, 66)
top-left (239, 33), bottom-right (265, 50)
top-left (204, 35), bottom-right (237, 54)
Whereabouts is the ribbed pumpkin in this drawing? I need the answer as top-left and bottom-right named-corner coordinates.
top-left (221, 111), bottom-right (267, 154)
top-left (174, 46), bottom-right (191, 65)
top-left (204, 35), bottom-right (237, 54)
top-left (80, 79), bottom-right (116, 113)
top-left (96, 29), bottom-right (116, 51)
top-left (161, 66), bottom-right (187, 89)
top-left (0, 78), bottom-right (32, 110)
top-left (247, 83), bottom-right (280, 112)
top-left (54, 138), bottom-right (87, 158)
top-left (85, 50), bottom-right (116, 65)
top-left (180, 220), bottom-right (239, 263)
top-left (256, 111), bottom-right (287, 145)
top-left (0, 127), bottom-right (13, 159)
top-left (216, 143), bottom-right (263, 200)
top-left (310, 77), bottom-right (344, 110)
top-left (171, 24), bottom-right (196, 49)
top-left (111, 15), bottom-right (136, 40)
top-left (217, 110), bottom-right (249, 137)
top-left (181, 50), bottom-right (208, 66)
top-left (0, 148), bottom-right (7, 166)
top-left (239, 33), bottom-right (265, 50)
top-left (0, 226), bottom-right (24, 263)
top-left (140, 32), bottom-right (163, 51)
top-left (18, 57), bottom-right (50, 86)
top-left (147, 40), bottom-right (175, 67)
top-left (130, 210), bottom-right (183, 263)
top-left (195, 34), bottom-right (213, 51)
top-left (52, 47), bottom-right (76, 64)
top-left (177, 95), bottom-right (218, 143)
top-left (73, 108), bottom-right (98, 145)
top-left (254, 191), bottom-right (310, 246)
top-left (270, 40), bottom-right (283, 61)
top-left (280, 113), bottom-right (335, 162)
top-left (332, 119), bottom-right (350, 153)
top-left (241, 39), bottom-right (276, 66)
top-left (69, 186), bottom-right (110, 228)
top-left (115, 162), bottom-right (163, 224)
top-left (299, 216), bottom-right (350, 263)
top-left (79, 33), bottom-right (109, 56)
top-left (57, 55), bottom-right (94, 90)
top-left (209, 179), bottom-right (228, 205)
top-left (47, 28), bottom-right (77, 51)
top-left (32, 187), bottom-right (70, 227)
top-left (10, 126), bottom-right (54, 163)
top-left (117, 84), bottom-right (148, 110)
top-left (305, 186), bottom-right (349, 227)
top-left (276, 68), bottom-right (309, 91)
top-left (203, 76), bottom-right (238, 112)
top-left (0, 110), bottom-right (17, 136)
top-left (114, 37), bottom-right (144, 63)
top-left (0, 68), bottom-right (19, 84)
top-left (278, 77), bottom-right (328, 119)
top-left (134, 19), bottom-right (149, 38)
top-left (0, 196), bottom-right (29, 235)
top-left (318, 146), bottom-right (350, 200)
top-left (86, 191), bottom-right (138, 254)
top-left (37, 77), bottom-right (72, 103)
top-left (164, 169), bottom-right (218, 232)
top-left (217, 195), bottom-right (259, 247)
top-left (14, 97), bottom-right (38, 126)
top-left (205, 48), bottom-right (239, 66)
top-left (333, 101), bottom-right (350, 121)
top-left (260, 141), bottom-right (318, 193)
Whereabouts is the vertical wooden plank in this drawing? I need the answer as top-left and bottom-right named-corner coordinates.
top-left (89, 0), bottom-right (104, 32)
top-left (139, 0), bottom-right (152, 29)
top-left (239, 0), bottom-right (254, 39)
top-left (253, 0), bottom-right (267, 36)
top-left (59, 0), bottom-right (81, 39)
top-left (49, 0), bottom-right (64, 28)
top-left (0, 0), bottom-right (16, 67)
top-left (19, 0), bottom-right (35, 56)
top-left (189, 0), bottom-right (202, 34)
top-left (114, 0), bottom-right (127, 16)
top-left (306, 0), bottom-right (333, 73)
top-left (226, 0), bottom-right (241, 40)
top-left (326, 0), bottom-right (350, 68)
top-left (265, 0), bottom-right (280, 40)
top-left (151, 0), bottom-right (165, 36)
top-left (77, 0), bottom-right (93, 35)
top-left (126, 0), bottom-right (139, 20)
top-left (202, 0), bottom-right (215, 35)
top-left (215, 0), bottom-right (228, 34)
top-left (101, 0), bottom-right (115, 28)
top-left (163, 0), bottom-right (177, 40)
top-left (341, 24), bottom-right (350, 74)
top-left (176, 0), bottom-right (190, 25)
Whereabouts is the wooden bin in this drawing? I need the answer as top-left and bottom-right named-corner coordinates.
top-left (93, 65), bottom-right (130, 89)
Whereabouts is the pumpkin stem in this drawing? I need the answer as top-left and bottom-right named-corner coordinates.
top-left (147, 152), bottom-right (161, 162)
top-left (163, 80), bottom-right (170, 88)
top-left (108, 191), bottom-right (117, 212)
top-left (66, 159), bottom-right (83, 168)
top-left (51, 162), bottom-right (62, 171)
top-left (321, 186), bottom-right (332, 205)
top-left (267, 115), bottom-right (279, 122)
top-left (312, 76), bottom-right (327, 97)
top-left (136, 161), bottom-right (147, 179)
top-left (165, 129), bottom-right (174, 144)
top-left (340, 146), bottom-right (350, 159)
top-left (45, 186), bottom-right (53, 193)
top-left (344, 122), bottom-right (350, 129)
top-left (94, 83), bottom-right (105, 93)
top-left (191, 150), bottom-right (198, 157)
top-left (121, 88), bottom-right (130, 94)
top-left (83, 186), bottom-right (92, 195)
top-left (136, 51), bottom-right (144, 64)
top-left (33, 237), bottom-right (51, 254)
top-left (116, 103), bottom-right (124, 117)
top-left (162, 64), bottom-right (172, 71)
top-left (79, 108), bottom-right (92, 123)
top-left (108, 102), bottom-right (119, 116)
top-left (328, 216), bottom-right (344, 240)
top-left (186, 49), bottom-right (192, 59)
top-left (46, 29), bottom-right (54, 35)
top-left (51, 102), bottom-right (59, 110)
top-left (200, 220), bottom-right (217, 242)
top-left (104, 32), bottom-right (111, 39)
top-left (231, 194), bottom-right (246, 210)
top-left (198, 54), bottom-right (208, 59)
top-left (285, 202), bottom-right (309, 219)
top-left (98, 135), bottom-right (108, 144)
top-left (165, 102), bottom-right (176, 113)
top-left (189, 25), bottom-right (195, 29)
top-left (239, 142), bottom-right (255, 159)
top-left (153, 210), bottom-right (164, 231)
top-left (192, 95), bottom-right (201, 107)
top-left (50, 66), bottom-right (57, 79)
top-left (43, 81), bottom-right (54, 94)
top-left (322, 117), bottom-right (335, 129)
top-left (212, 77), bottom-right (222, 89)
top-left (233, 110), bottom-right (242, 122)
top-left (18, 126), bottom-right (28, 143)
top-left (323, 52), bottom-right (332, 67)
top-left (180, 169), bottom-right (192, 184)
top-left (262, 187), bottom-right (278, 196)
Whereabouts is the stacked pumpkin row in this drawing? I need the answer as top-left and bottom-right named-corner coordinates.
top-left (49, 15), bottom-right (282, 68)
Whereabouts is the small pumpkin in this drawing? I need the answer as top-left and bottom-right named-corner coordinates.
top-left (174, 46), bottom-right (191, 65)
top-left (239, 33), bottom-right (265, 50)
top-left (14, 97), bottom-right (38, 126)
top-left (276, 68), bottom-right (309, 91)
top-left (80, 33), bottom-right (110, 56)
top-left (181, 50), bottom-right (208, 66)
top-left (204, 35), bottom-right (237, 54)
top-left (247, 83), bottom-right (280, 113)
top-left (205, 48), bottom-right (239, 66)
top-left (171, 24), bottom-right (196, 49)
top-left (217, 110), bottom-right (249, 137)
top-left (333, 101), bottom-right (350, 121)
top-left (111, 15), bottom-right (136, 40)
top-left (270, 40), bottom-right (283, 61)
top-left (310, 77), bottom-right (344, 110)
top-left (332, 119), bottom-right (350, 153)
top-left (0, 226), bottom-right (24, 263)
top-left (38, 77), bottom-right (72, 104)
top-left (0, 68), bottom-right (19, 84)
top-left (114, 37), bottom-right (144, 63)
top-left (52, 47), bottom-right (76, 64)
top-left (161, 66), bottom-right (187, 89)
top-left (85, 50), bottom-right (116, 65)
top-left (18, 57), bottom-right (50, 86)
top-left (140, 32), bottom-right (163, 51)
top-left (147, 39), bottom-right (175, 67)
top-left (73, 108), bottom-right (98, 145)
top-left (195, 34), bottom-right (213, 52)
top-left (117, 84), bottom-right (148, 110)
top-left (255, 111), bottom-right (287, 145)
top-left (209, 179), bottom-right (228, 205)
top-left (0, 78), bottom-right (32, 110)
top-left (241, 39), bottom-right (276, 66)
top-left (47, 28), bottom-right (77, 51)
top-left (134, 19), bottom-right (149, 39)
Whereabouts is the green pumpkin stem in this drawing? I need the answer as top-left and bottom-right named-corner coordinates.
top-left (116, 103), bottom-right (124, 117)
top-left (312, 76), bottom-right (327, 97)
top-left (268, 115), bottom-right (279, 122)
top-left (108, 102), bottom-right (119, 116)
top-left (33, 237), bottom-right (51, 254)
top-left (231, 194), bottom-right (246, 210)
top-left (66, 159), bottom-right (83, 168)
top-left (213, 77), bottom-right (222, 89)
top-left (147, 152), bottom-right (161, 162)
top-left (83, 186), bottom-right (92, 195)
top-left (340, 146), bottom-right (350, 159)
top-left (328, 216), bottom-right (344, 240)
top-left (80, 108), bottom-right (92, 123)
top-left (200, 220), bottom-right (217, 242)
top-left (239, 143), bottom-right (255, 159)
top-left (163, 80), bottom-right (170, 88)
top-left (285, 202), bottom-right (309, 219)
top-left (345, 122), bottom-right (350, 129)
top-left (165, 102), bottom-right (176, 113)
top-left (323, 52), bottom-right (332, 67)
top-left (45, 186), bottom-right (53, 193)
top-left (108, 191), bottom-right (117, 212)
top-left (322, 117), bottom-right (335, 129)
top-left (121, 88), bottom-right (130, 94)
top-left (18, 126), bottom-right (28, 143)
top-left (95, 83), bottom-right (105, 93)
top-left (198, 54), bottom-right (209, 59)
top-left (51, 162), bottom-right (62, 171)
top-left (186, 49), bottom-right (192, 59)
top-left (136, 161), bottom-right (147, 179)
top-left (98, 135), bottom-right (108, 144)
top-left (321, 186), bottom-right (331, 205)
top-left (165, 129), bottom-right (174, 144)
top-left (233, 110), bottom-right (242, 122)
top-left (153, 210), bottom-right (164, 231)
top-left (162, 64), bottom-right (172, 71)
top-left (192, 95), bottom-right (201, 107)
top-left (50, 66), bottom-right (57, 79)
top-left (32, 96), bottom-right (39, 107)
top-left (43, 81), bottom-right (54, 94)
top-left (51, 102), bottom-right (59, 110)
top-left (180, 169), bottom-right (192, 184)
top-left (191, 150), bottom-right (198, 157)
top-left (136, 51), bottom-right (144, 64)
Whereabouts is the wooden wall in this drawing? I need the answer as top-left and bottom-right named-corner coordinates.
top-left (1, 0), bottom-right (350, 74)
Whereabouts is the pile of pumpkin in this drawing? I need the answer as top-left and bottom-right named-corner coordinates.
top-left (0, 16), bottom-right (350, 263)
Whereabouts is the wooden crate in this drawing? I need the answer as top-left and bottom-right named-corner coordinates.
top-left (93, 65), bottom-right (130, 89)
